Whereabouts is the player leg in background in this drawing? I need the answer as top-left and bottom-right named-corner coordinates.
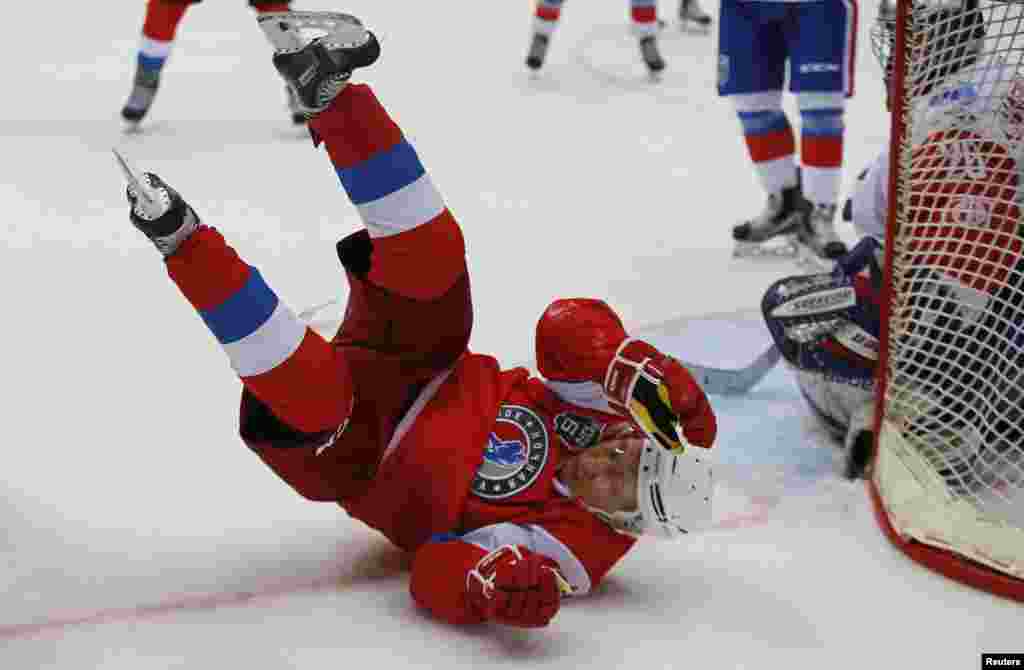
top-left (121, 0), bottom-right (194, 126)
top-left (721, 0), bottom-right (809, 250)
top-left (631, 0), bottom-right (665, 75)
top-left (525, 0), bottom-right (563, 71)
top-left (247, 1), bottom-right (307, 125)
top-left (787, 0), bottom-right (857, 260)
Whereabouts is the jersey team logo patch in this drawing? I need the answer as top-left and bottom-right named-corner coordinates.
top-left (553, 412), bottom-right (603, 451)
top-left (473, 404), bottom-right (550, 500)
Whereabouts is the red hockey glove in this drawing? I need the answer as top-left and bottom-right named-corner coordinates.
top-left (465, 545), bottom-right (570, 628)
top-left (604, 339), bottom-right (716, 451)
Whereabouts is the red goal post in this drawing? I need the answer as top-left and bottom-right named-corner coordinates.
top-left (871, 0), bottom-right (1024, 602)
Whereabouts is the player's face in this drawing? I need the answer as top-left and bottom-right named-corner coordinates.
top-left (558, 432), bottom-right (644, 514)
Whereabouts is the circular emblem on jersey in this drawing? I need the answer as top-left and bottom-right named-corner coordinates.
top-left (473, 404), bottom-right (550, 500)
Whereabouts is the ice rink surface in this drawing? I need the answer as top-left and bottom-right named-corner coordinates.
top-left (2, 1), bottom-right (1020, 668)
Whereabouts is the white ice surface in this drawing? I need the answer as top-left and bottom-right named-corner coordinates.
top-left (2, 1), bottom-right (1020, 668)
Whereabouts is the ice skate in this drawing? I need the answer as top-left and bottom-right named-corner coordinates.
top-left (114, 149), bottom-right (199, 257)
top-left (525, 33), bottom-right (550, 71)
top-left (679, 0), bottom-right (712, 29)
top-left (258, 11), bottom-right (381, 117)
top-left (120, 64), bottom-right (160, 129)
top-left (797, 202), bottom-right (849, 261)
top-left (732, 184), bottom-right (810, 259)
top-left (639, 35), bottom-right (665, 75)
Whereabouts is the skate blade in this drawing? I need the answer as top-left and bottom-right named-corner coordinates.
top-left (112, 148), bottom-right (167, 220)
top-left (646, 69), bottom-right (665, 83)
top-left (258, 11), bottom-right (368, 54)
top-left (680, 22), bottom-right (711, 35)
top-left (679, 16), bottom-right (712, 33)
top-left (732, 238), bottom-right (800, 262)
top-left (121, 119), bottom-right (143, 135)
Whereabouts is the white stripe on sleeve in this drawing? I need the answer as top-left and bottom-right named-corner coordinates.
top-left (223, 301), bottom-right (307, 378)
top-left (357, 172), bottom-right (446, 239)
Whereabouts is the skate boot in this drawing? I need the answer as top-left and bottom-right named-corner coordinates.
top-left (732, 184), bottom-right (810, 257)
top-left (258, 11), bottom-right (381, 117)
top-left (639, 35), bottom-right (665, 74)
top-left (526, 33), bottom-right (550, 70)
top-left (121, 64), bottom-right (161, 126)
top-left (679, 0), bottom-right (712, 28)
top-left (798, 202), bottom-right (849, 260)
top-left (114, 150), bottom-right (199, 258)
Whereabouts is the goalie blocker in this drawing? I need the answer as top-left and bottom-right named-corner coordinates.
top-left (761, 237), bottom-right (883, 478)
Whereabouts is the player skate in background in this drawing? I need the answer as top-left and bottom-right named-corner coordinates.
top-left (679, 0), bottom-right (714, 28)
top-left (763, 0), bottom-right (1024, 481)
top-left (121, 0), bottom-right (303, 129)
top-left (525, 0), bottom-right (709, 76)
top-left (723, 0), bottom-right (856, 262)
top-left (117, 10), bottom-right (717, 629)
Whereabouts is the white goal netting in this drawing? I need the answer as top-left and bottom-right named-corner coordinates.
top-left (872, 0), bottom-right (1024, 599)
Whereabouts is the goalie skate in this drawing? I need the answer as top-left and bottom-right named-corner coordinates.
top-left (258, 11), bottom-right (380, 116)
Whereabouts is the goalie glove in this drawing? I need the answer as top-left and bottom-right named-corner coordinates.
top-left (465, 545), bottom-right (570, 628)
top-left (604, 339), bottom-right (716, 452)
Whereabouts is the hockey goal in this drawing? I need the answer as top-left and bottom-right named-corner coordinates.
top-left (872, 0), bottom-right (1024, 600)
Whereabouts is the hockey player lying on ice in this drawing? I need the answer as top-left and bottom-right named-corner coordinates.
top-left (118, 11), bottom-right (717, 629)
top-left (762, 0), bottom-right (1023, 480)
